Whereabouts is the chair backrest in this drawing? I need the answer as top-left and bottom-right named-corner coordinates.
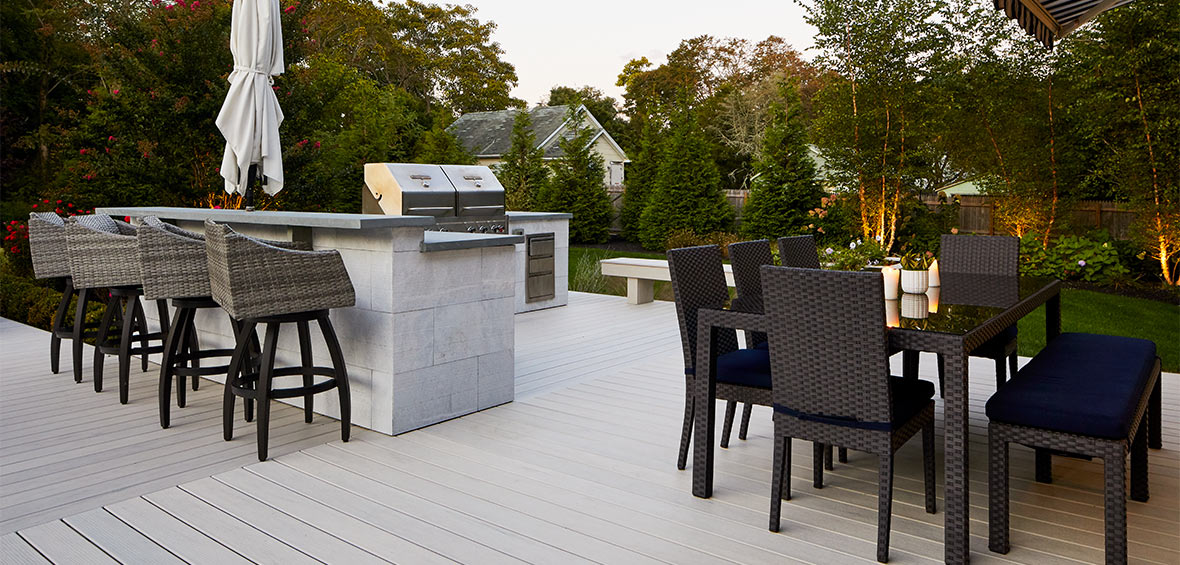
top-left (761, 266), bottom-right (892, 425)
top-left (137, 216), bottom-right (210, 300)
top-left (27, 212), bottom-right (69, 279)
top-left (667, 245), bottom-right (738, 371)
top-left (777, 235), bottom-right (821, 269)
top-left (939, 234), bottom-right (1018, 276)
top-left (728, 239), bottom-right (774, 313)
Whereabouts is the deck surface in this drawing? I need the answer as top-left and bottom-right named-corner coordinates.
top-left (2, 292), bottom-right (1178, 564)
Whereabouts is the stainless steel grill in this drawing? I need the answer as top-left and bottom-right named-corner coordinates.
top-left (363, 163), bottom-right (508, 233)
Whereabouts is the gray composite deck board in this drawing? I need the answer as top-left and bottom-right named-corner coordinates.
top-left (62, 508), bottom-right (186, 564)
top-left (0, 533), bottom-right (50, 564)
top-left (16, 520), bottom-right (119, 564)
top-left (2, 292), bottom-right (1178, 564)
top-left (0, 316), bottom-right (350, 535)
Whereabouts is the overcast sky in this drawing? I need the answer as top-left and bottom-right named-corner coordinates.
top-left (463, 0), bottom-right (819, 106)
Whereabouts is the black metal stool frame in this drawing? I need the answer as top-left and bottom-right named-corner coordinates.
top-left (223, 309), bottom-right (350, 461)
top-left (93, 286), bottom-right (170, 404)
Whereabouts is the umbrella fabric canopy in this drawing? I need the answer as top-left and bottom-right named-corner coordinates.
top-left (216, 0), bottom-right (285, 195)
top-left (993, 0), bottom-right (1134, 48)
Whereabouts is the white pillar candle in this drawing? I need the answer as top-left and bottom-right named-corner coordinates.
top-left (928, 259), bottom-right (940, 287)
top-left (926, 286), bottom-right (940, 313)
top-left (882, 266), bottom-right (900, 299)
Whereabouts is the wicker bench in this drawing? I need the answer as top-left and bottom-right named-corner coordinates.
top-left (986, 333), bottom-right (1162, 564)
top-left (600, 258), bottom-right (734, 304)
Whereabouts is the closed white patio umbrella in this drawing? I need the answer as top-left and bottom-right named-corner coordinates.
top-left (216, 0), bottom-right (285, 204)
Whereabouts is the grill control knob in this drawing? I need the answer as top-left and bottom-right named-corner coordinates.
top-left (478, 226), bottom-right (489, 233)
top-left (467, 226), bottom-right (477, 233)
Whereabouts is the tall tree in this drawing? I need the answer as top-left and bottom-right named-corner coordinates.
top-left (741, 79), bottom-right (822, 239)
top-left (619, 117), bottom-right (660, 239)
top-left (537, 107), bottom-right (611, 243)
top-left (639, 101), bottom-right (733, 250)
top-left (1059, 0), bottom-right (1180, 284)
top-left (804, 0), bottom-right (948, 251)
top-left (495, 109), bottom-right (548, 211)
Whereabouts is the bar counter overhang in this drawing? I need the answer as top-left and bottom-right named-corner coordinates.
top-left (96, 206), bottom-right (571, 435)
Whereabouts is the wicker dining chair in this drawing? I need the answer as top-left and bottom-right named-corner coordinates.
top-left (205, 220), bottom-right (353, 461)
top-left (777, 235), bottom-right (822, 269)
top-left (65, 215), bottom-right (169, 402)
top-left (668, 244), bottom-right (774, 470)
top-left (138, 217), bottom-right (310, 428)
top-left (724, 239), bottom-right (776, 448)
top-left (28, 212), bottom-right (101, 378)
top-left (933, 235), bottom-right (1020, 395)
top-left (761, 266), bottom-right (937, 563)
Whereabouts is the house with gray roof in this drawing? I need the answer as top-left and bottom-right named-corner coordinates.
top-left (447, 105), bottom-right (629, 187)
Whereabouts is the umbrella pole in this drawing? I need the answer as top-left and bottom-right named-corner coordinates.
top-left (245, 164), bottom-right (258, 212)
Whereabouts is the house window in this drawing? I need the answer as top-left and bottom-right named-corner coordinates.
top-left (608, 161), bottom-right (624, 186)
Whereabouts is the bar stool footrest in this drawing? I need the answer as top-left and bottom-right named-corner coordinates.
top-left (230, 366), bottom-right (340, 399)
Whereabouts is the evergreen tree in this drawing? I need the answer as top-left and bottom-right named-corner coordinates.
top-left (741, 80), bottom-right (823, 238)
top-left (495, 109), bottom-right (549, 211)
top-left (619, 118), bottom-right (660, 240)
top-left (537, 106), bottom-right (611, 243)
top-left (639, 104), bottom-right (734, 250)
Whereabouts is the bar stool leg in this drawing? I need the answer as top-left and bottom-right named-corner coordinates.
top-left (158, 305), bottom-right (187, 429)
top-left (318, 312), bottom-right (351, 442)
top-left (297, 320), bottom-right (315, 424)
top-left (256, 322), bottom-right (281, 461)
top-left (50, 279), bottom-right (74, 374)
top-left (173, 307), bottom-right (194, 408)
top-left (245, 327), bottom-right (261, 422)
top-left (119, 294), bottom-right (139, 404)
top-left (73, 287), bottom-right (93, 383)
top-left (186, 313), bottom-right (200, 392)
top-left (93, 293), bottom-right (120, 392)
top-left (224, 319), bottom-right (256, 441)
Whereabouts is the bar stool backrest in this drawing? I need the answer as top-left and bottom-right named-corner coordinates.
top-left (761, 266), bottom-right (893, 425)
top-left (64, 215), bottom-right (142, 289)
top-left (667, 245), bottom-right (739, 372)
top-left (205, 220), bottom-right (354, 320)
top-left (28, 212), bottom-right (70, 279)
top-left (940, 234), bottom-right (1018, 276)
top-left (777, 235), bottom-right (822, 269)
top-left (138, 216), bottom-right (210, 300)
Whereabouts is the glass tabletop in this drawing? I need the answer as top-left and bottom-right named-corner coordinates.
top-left (885, 273), bottom-right (1055, 335)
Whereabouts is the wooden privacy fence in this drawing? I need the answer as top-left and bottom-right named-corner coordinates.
top-left (935, 195), bottom-right (1137, 239)
top-left (607, 188), bottom-right (1137, 239)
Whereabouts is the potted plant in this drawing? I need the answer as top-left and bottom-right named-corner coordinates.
top-left (899, 251), bottom-right (935, 293)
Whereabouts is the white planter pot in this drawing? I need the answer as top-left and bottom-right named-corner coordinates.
top-left (900, 269), bottom-right (929, 294)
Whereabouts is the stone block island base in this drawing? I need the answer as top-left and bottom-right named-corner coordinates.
top-left (98, 207), bottom-right (570, 435)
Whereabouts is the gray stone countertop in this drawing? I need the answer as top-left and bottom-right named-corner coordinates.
top-left (420, 230), bottom-right (524, 252)
top-left (505, 211), bottom-right (572, 220)
top-left (96, 206), bottom-right (436, 230)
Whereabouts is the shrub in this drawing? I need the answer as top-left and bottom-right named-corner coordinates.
top-left (663, 230), bottom-right (743, 259)
top-left (803, 193), bottom-right (861, 245)
top-left (1020, 234), bottom-right (1130, 284)
top-left (821, 239), bottom-right (887, 271)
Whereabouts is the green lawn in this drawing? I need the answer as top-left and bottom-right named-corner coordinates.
top-left (1017, 289), bottom-right (1178, 372)
top-left (571, 246), bottom-right (1179, 372)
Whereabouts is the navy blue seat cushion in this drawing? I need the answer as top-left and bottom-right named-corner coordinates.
top-left (971, 324), bottom-right (1017, 358)
top-left (892, 377), bottom-right (936, 424)
top-left (985, 333), bottom-right (1157, 439)
top-left (716, 348), bottom-right (772, 388)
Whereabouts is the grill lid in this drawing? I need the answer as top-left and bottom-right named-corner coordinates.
top-left (364, 163), bottom-right (455, 217)
top-left (441, 165), bottom-right (505, 218)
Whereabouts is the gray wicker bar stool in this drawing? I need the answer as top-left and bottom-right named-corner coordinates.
top-left (138, 216), bottom-right (299, 428)
top-left (205, 220), bottom-right (353, 461)
top-left (65, 215), bottom-right (170, 402)
top-left (28, 212), bottom-right (102, 378)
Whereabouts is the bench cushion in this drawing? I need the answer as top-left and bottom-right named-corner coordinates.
top-left (986, 333), bottom-right (1156, 439)
top-left (716, 348), bottom-right (772, 389)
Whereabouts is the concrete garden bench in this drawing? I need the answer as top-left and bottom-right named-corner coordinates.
top-left (986, 333), bottom-right (1162, 565)
top-left (600, 257), bottom-right (735, 304)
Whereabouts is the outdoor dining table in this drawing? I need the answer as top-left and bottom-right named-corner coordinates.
top-left (692, 272), bottom-right (1061, 564)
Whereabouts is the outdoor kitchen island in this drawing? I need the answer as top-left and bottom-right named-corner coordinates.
top-left (96, 206), bottom-right (568, 435)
